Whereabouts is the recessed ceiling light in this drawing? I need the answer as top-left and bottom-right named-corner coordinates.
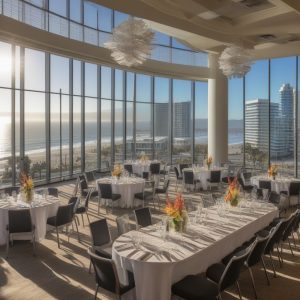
top-left (197, 11), bottom-right (219, 20)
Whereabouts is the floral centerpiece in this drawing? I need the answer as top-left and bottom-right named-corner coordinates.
top-left (225, 177), bottom-right (239, 207)
top-left (206, 155), bottom-right (213, 170)
top-left (165, 194), bottom-right (188, 232)
top-left (112, 164), bottom-right (123, 179)
top-left (20, 172), bottom-right (34, 203)
top-left (268, 164), bottom-right (278, 180)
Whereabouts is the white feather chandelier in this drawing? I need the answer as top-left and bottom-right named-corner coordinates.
top-left (105, 18), bottom-right (154, 67)
top-left (218, 45), bottom-right (253, 78)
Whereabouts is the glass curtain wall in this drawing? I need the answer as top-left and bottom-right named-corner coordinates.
top-left (0, 40), bottom-right (208, 188)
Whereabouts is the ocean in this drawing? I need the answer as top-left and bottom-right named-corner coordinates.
top-left (0, 120), bottom-right (243, 158)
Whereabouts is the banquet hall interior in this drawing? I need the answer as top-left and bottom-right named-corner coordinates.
top-left (1, 0), bottom-right (300, 299)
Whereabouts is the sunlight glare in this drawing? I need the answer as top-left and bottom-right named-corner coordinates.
top-left (0, 54), bottom-right (12, 77)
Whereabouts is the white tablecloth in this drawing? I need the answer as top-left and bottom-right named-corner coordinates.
top-left (0, 196), bottom-right (60, 245)
top-left (128, 160), bottom-right (160, 177)
top-left (97, 177), bottom-right (145, 208)
top-left (250, 175), bottom-right (300, 194)
top-left (112, 203), bottom-right (278, 300)
top-left (183, 167), bottom-right (224, 190)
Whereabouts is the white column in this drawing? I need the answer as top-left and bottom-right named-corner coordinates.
top-left (208, 53), bottom-right (228, 165)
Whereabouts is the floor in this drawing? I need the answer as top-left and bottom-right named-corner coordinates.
top-left (0, 175), bottom-right (300, 300)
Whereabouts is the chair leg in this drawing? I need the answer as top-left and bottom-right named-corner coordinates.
top-left (86, 212), bottom-right (91, 225)
top-left (6, 232), bottom-right (10, 258)
top-left (81, 214), bottom-right (85, 227)
top-left (32, 232), bottom-right (36, 257)
top-left (288, 238), bottom-right (294, 256)
top-left (269, 253), bottom-right (277, 277)
top-left (74, 219), bottom-right (80, 242)
top-left (89, 260), bottom-right (92, 274)
top-left (248, 267), bottom-right (258, 299)
top-left (218, 294), bottom-right (223, 300)
top-left (56, 227), bottom-right (61, 249)
top-left (236, 281), bottom-right (242, 300)
top-left (261, 256), bottom-right (270, 285)
top-left (94, 284), bottom-right (99, 300)
top-left (276, 245), bottom-right (283, 267)
top-left (98, 196), bottom-right (101, 215)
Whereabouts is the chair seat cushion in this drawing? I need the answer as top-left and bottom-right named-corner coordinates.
top-left (90, 190), bottom-right (99, 197)
top-left (112, 193), bottom-right (121, 201)
top-left (206, 263), bottom-right (226, 283)
top-left (94, 247), bottom-right (112, 259)
top-left (47, 216), bottom-right (57, 226)
top-left (155, 188), bottom-right (165, 194)
top-left (76, 206), bottom-right (86, 213)
top-left (172, 274), bottom-right (219, 300)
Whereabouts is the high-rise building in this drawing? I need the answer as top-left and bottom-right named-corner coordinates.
top-left (154, 101), bottom-right (191, 138)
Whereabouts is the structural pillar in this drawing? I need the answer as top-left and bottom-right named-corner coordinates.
top-left (208, 53), bottom-right (228, 165)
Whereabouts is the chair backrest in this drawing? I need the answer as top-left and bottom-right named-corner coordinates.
top-left (282, 210), bottom-right (298, 242)
top-left (48, 187), bottom-right (59, 198)
top-left (174, 166), bottom-right (180, 179)
top-left (259, 180), bottom-right (271, 191)
top-left (85, 171), bottom-right (95, 183)
top-left (98, 183), bottom-right (113, 199)
top-left (124, 164), bottom-right (133, 174)
top-left (163, 178), bottom-right (170, 192)
top-left (289, 181), bottom-right (300, 196)
top-left (8, 209), bottom-right (33, 233)
top-left (55, 203), bottom-right (74, 227)
top-left (150, 163), bottom-right (160, 175)
top-left (88, 248), bottom-right (120, 295)
top-left (247, 229), bottom-right (274, 267)
top-left (79, 177), bottom-right (88, 191)
top-left (241, 172), bottom-right (252, 184)
top-left (68, 196), bottom-right (80, 214)
top-left (293, 210), bottom-right (300, 231)
top-left (237, 177), bottom-right (245, 189)
top-left (116, 214), bottom-right (130, 235)
top-left (183, 171), bottom-right (194, 185)
top-left (201, 194), bottom-right (215, 208)
top-left (4, 186), bottom-right (20, 196)
top-left (142, 171), bottom-right (149, 180)
top-left (179, 164), bottom-right (189, 174)
top-left (210, 170), bottom-right (221, 183)
top-left (84, 189), bottom-right (91, 208)
top-left (134, 207), bottom-right (152, 228)
top-left (219, 245), bottom-right (252, 291)
top-left (89, 219), bottom-right (111, 246)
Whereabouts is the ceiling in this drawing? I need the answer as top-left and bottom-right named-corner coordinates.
top-left (92, 0), bottom-right (300, 59)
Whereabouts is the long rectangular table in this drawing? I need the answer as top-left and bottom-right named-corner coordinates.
top-left (112, 203), bottom-right (278, 300)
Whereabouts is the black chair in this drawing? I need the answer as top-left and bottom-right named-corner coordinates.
top-left (207, 170), bottom-right (221, 190)
top-left (222, 176), bottom-right (235, 184)
top-left (97, 183), bottom-right (121, 214)
top-left (134, 207), bottom-right (152, 228)
top-left (88, 247), bottom-right (135, 299)
top-left (47, 203), bottom-right (76, 248)
top-left (79, 175), bottom-right (90, 197)
top-left (155, 178), bottom-right (170, 208)
top-left (75, 189), bottom-right (91, 227)
top-left (6, 209), bottom-right (36, 257)
top-left (4, 186), bottom-right (20, 196)
top-left (179, 163), bottom-right (189, 175)
top-left (172, 274), bottom-right (219, 300)
top-left (174, 166), bottom-right (183, 191)
top-left (183, 171), bottom-right (200, 191)
top-left (134, 180), bottom-right (156, 208)
top-left (238, 177), bottom-right (253, 193)
top-left (287, 181), bottom-right (300, 207)
top-left (150, 163), bottom-right (160, 176)
top-left (84, 171), bottom-right (96, 185)
top-left (206, 245), bottom-right (253, 300)
top-left (124, 164), bottom-right (133, 174)
top-left (244, 231), bottom-right (274, 298)
top-left (259, 180), bottom-right (271, 192)
top-left (292, 210), bottom-right (300, 244)
top-left (47, 187), bottom-right (59, 198)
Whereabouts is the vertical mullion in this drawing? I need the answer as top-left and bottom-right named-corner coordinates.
top-left (69, 59), bottom-right (73, 176)
top-left (151, 76), bottom-right (154, 160)
top-left (111, 68), bottom-right (115, 165)
top-left (123, 71), bottom-right (127, 161)
top-left (45, 52), bottom-right (50, 182)
top-left (59, 89), bottom-right (62, 178)
top-left (192, 81), bottom-right (195, 164)
top-left (81, 62), bottom-right (85, 172)
top-left (97, 65), bottom-right (101, 169)
top-left (268, 59), bottom-right (271, 168)
top-left (11, 44), bottom-right (16, 186)
top-left (20, 47), bottom-right (25, 173)
top-left (169, 78), bottom-right (173, 165)
top-left (133, 73), bottom-right (137, 159)
top-left (295, 57), bottom-right (298, 178)
top-left (243, 76), bottom-right (246, 167)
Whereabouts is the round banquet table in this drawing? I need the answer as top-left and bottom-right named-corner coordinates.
top-left (250, 175), bottom-right (300, 194)
top-left (127, 160), bottom-right (160, 177)
top-left (183, 167), bottom-right (225, 190)
top-left (112, 202), bottom-right (278, 300)
top-left (97, 177), bottom-right (145, 208)
top-left (0, 195), bottom-right (60, 245)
